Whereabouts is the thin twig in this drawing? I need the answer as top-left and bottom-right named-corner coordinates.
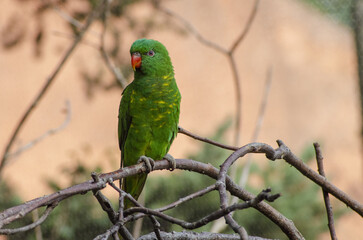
top-left (54, 0), bottom-right (127, 89)
top-left (314, 143), bottom-right (338, 240)
top-left (275, 139), bottom-right (363, 217)
top-left (156, 0), bottom-right (260, 147)
top-left (213, 68), bottom-right (272, 233)
top-left (138, 230), bottom-right (274, 240)
top-left (124, 184), bottom-right (217, 224)
top-left (178, 126), bottom-right (238, 151)
top-left (51, 31), bottom-right (100, 49)
top-left (32, 209), bottom-right (43, 240)
top-left (125, 189), bottom-right (279, 230)
top-left (53, 6), bottom-right (84, 32)
top-left (239, 67), bottom-right (273, 188)
top-left (4, 100), bottom-right (71, 162)
top-left (155, 3), bottom-right (228, 54)
top-left (229, 0), bottom-right (261, 53)
top-left (93, 223), bottom-right (121, 240)
top-left (107, 181), bottom-right (162, 240)
top-left (99, 0), bottom-right (128, 88)
top-left (156, 184), bottom-right (217, 213)
top-left (0, 0), bottom-right (106, 175)
top-left (0, 204), bottom-right (57, 234)
top-left (92, 173), bottom-right (118, 224)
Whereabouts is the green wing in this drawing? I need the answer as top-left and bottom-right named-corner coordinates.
top-left (118, 84), bottom-right (131, 167)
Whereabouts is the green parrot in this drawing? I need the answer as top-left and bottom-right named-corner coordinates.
top-left (118, 39), bottom-right (181, 207)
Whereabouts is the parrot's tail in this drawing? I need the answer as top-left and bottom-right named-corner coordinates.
top-left (122, 173), bottom-right (147, 209)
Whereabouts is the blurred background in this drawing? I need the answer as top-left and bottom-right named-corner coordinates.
top-left (0, 0), bottom-right (362, 239)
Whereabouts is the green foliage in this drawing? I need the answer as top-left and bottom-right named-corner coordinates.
top-left (0, 181), bottom-right (34, 240)
top-left (297, 0), bottom-right (354, 25)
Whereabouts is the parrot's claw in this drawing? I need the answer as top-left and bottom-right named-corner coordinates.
top-left (137, 155), bottom-right (155, 173)
top-left (163, 153), bottom-right (176, 171)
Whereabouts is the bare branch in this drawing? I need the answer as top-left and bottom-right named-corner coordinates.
top-left (125, 189), bottom-right (279, 230)
top-left (54, 0), bottom-right (128, 89)
top-left (275, 140), bottom-right (363, 217)
top-left (156, 0), bottom-right (260, 147)
top-left (156, 184), bottom-right (217, 213)
top-left (0, 0), bottom-right (107, 175)
top-left (99, 0), bottom-right (128, 89)
top-left (239, 67), bottom-right (273, 186)
top-left (92, 173), bottom-right (118, 224)
top-left (0, 204), bottom-right (57, 235)
top-left (249, 68), bottom-right (273, 143)
top-left (107, 181), bottom-right (162, 240)
top-left (138, 230), bottom-right (275, 240)
top-left (0, 154), bottom-right (302, 239)
top-left (155, 3), bottom-right (228, 54)
top-left (2, 141), bottom-right (361, 239)
top-left (178, 126), bottom-right (238, 151)
top-left (229, 0), bottom-right (260, 53)
top-left (314, 143), bottom-right (338, 240)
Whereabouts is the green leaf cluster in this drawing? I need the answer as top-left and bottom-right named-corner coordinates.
top-left (297, 0), bottom-right (354, 25)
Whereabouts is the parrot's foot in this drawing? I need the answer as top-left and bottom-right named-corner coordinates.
top-left (137, 155), bottom-right (155, 173)
top-left (163, 153), bottom-right (176, 171)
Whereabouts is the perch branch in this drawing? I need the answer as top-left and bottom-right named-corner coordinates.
top-left (2, 141), bottom-right (362, 239)
top-left (0, 153), bottom-right (302, 239)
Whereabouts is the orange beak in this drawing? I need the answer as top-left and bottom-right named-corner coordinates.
top-left (131, 52), bottom-right (142, 71)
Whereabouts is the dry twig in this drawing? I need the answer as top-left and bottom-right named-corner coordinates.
top-left (314, 143), bottom-right (337, 240)
top-left (156, 0), bottom-right (261, 146)
top-left (0, 0), bottom-right (108, 175)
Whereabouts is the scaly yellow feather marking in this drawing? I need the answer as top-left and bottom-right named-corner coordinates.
top-left (162, 73), bottom-right (173, 80)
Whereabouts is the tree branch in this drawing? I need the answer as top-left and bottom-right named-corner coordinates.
top-left (1, 141), bottom-right (362, 239)
top-left (124, 189), bottom-right (279, 230)
top-left (314, 143), bottom-right (337, 240)
top-left (0, 153), bottom-right (301, 239)
top-left (156, 0), bottom-right (260, 147)
top-left (0, 0), bottom-right (108, 175)
top-left (0, 203), bottom-right (57, 235)
top-left (138, 230), bottom-right (274, 240)
top-left (275, 140), bottom-right (363, 217)
top-left (178, 126), bottom-right (238, 151)
top-left (99, 0), bottom-right (128, 89)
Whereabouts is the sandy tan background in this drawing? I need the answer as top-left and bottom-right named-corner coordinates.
top-left (0, 0), bottom-right (362, 239)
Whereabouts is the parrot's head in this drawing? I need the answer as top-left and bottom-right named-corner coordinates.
top-left (130, 39), bottom-right (174, 77)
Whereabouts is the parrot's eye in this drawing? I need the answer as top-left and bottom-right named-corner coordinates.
top-left (147, 50), bottom-right (155, 57)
